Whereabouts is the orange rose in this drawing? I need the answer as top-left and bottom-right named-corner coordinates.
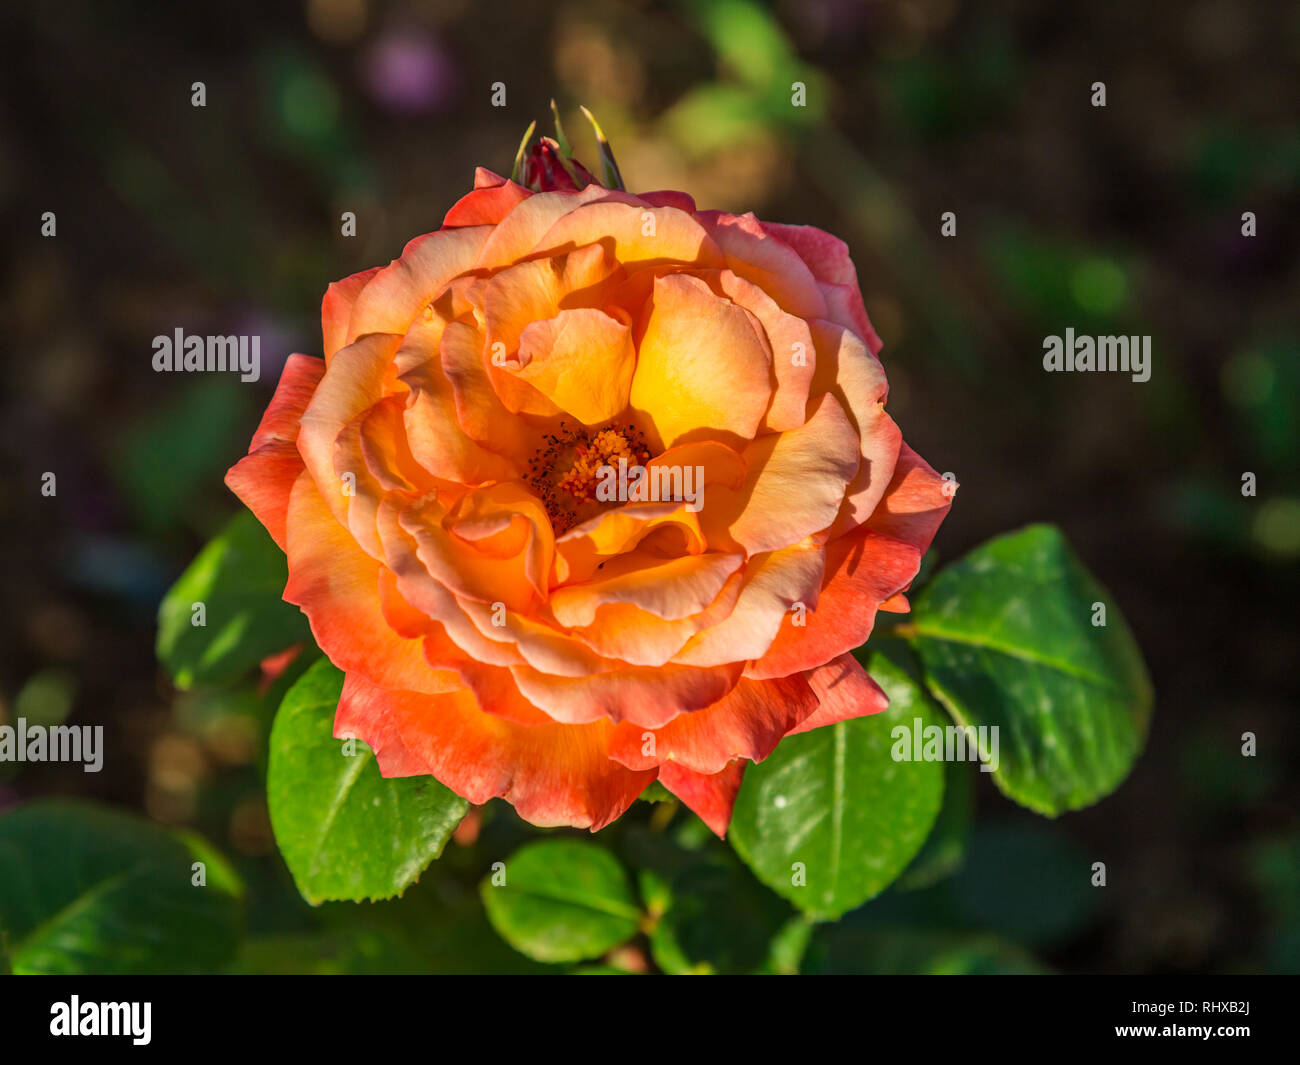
top-left (227, 156), bottom-right (952, 834)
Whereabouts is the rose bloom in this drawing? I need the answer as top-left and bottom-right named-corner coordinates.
top-left (227, 161), bottom-right (952, 834)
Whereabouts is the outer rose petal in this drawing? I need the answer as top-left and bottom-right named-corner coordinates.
top-left (697, 211), bottom-right (827, 321)
top-left (344, 226), bottom-right (492, 345)
top-left (638, 190), bottom-right (697, 213)
top-left (322, 268), bottom-right (380, 364)
top-left (474, 186), bottom-right (622, 270)
top-left (531, 201), bottom-right (725, 270)
top-left (657, 760), bottom-right (746, 838)
top-left (298, 332), bottom-right (403, 526)
top-left (335, 673), bottom-right (655, 830)
top-left (283, 472), bottom-right (461, 695)
top-left (784, 653), bottom-right (889, 735)
top-left (608, 674), bottom-right (818, 774)
top-left (864, 441), bottom-right (955, 549)
top-left (759, 221), bottom-right (883, 355)
top-left (746, 448), bottom-right (951, 680)
top-left (509, 658), bottom-right (743, 729)
top-left (745, 529), bottom-right (921, 679)
top-left (225, 353), bottom-right (325, 550)
top-left (809, 319), bottom-right (902, 537)
top-left (442, 168), bottom-right (533, 227)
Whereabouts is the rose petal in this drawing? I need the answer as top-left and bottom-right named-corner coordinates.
top-left (809, 319), bottom-right (902, 537)
top-left (336, 673), bottom-right (654, 830)
top-left (698, 211), bottom-right (827, 321)
top-left (225, 354), bottom-right (325, 549)
top-left (701, 393), bottom-right (859, 555)
top-left (672, 540), bottom-right (825, 668)
top-left (759, 221), bottom-right (882, 354)
top-left (629, 273), bottom-right (773, 451)
top-left (657, 760), bottom-right (746, 838)
top-left (532, 201), bottom-right (724, 270)
top-left (785, 653), bottom-right (889, 736)
top-left (513, 307), bottom-right (636, 425)
top-left (745, 529), bottom-right (921, 679)
top-left (864, 441), bottom-right (954, 551)
top-left (550, 551), bottom-right (743, 628)
top-left (344, 226), bottom-right (491, 345)
top-left (322, 268), bottom-right (380, 365)
top-left (283, 471), bottom-right (460, 694)
top-left (609, 674), bottom-right (817, 774)
top-left (509, 658), bottom-right (743, 728)
top-left (442, 169), bottom-right (533, 227)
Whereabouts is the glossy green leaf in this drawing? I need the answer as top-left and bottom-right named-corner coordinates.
top-left (480, 840), bottom-right (641, 963)
top-left (896, 759), bottom-right (974, 891)
top-left (267, 659), bottom-right (467, 905)
top-left (157, 509), bottom-right (311, 689)
top-left (0, 800), bottom-right (242, 974)
top-left (729, 651), bottom-right (947, 920)
top-left (909, 524), bottom-right (1153, 815)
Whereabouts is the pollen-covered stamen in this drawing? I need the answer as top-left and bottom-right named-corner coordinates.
top-left (528, 421), bottom-right (651, 533)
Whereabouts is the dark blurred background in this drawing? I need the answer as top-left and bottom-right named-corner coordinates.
top-left (0, 0), bottom-right (1296, 973)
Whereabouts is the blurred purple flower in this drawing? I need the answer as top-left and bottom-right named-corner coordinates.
top-left (360, 30), bottom-right (458, 114)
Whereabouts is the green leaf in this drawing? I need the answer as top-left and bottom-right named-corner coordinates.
top-left (729, 651), bottom-right (947, 920)
top-left (648, 858), bottom-right (790, 974)
top-left (896, 759), bottom-right (973, 891)
top-left (0, 800), bottom-right (242, 974)
top-left (909, 524), bottom-right (1153, 815)
top-left (157, 509), bottom-right (311, 689)
top-left (480, 840), bottom-right (641, 963)
top-left (267, 659), bottom-right (467, 904)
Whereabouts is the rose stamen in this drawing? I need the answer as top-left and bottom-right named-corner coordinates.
top-left (527, 422), bottom-right (651, 533)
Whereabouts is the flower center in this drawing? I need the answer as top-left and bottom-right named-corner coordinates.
top-left (528, 422), bottom-right (652, 533)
